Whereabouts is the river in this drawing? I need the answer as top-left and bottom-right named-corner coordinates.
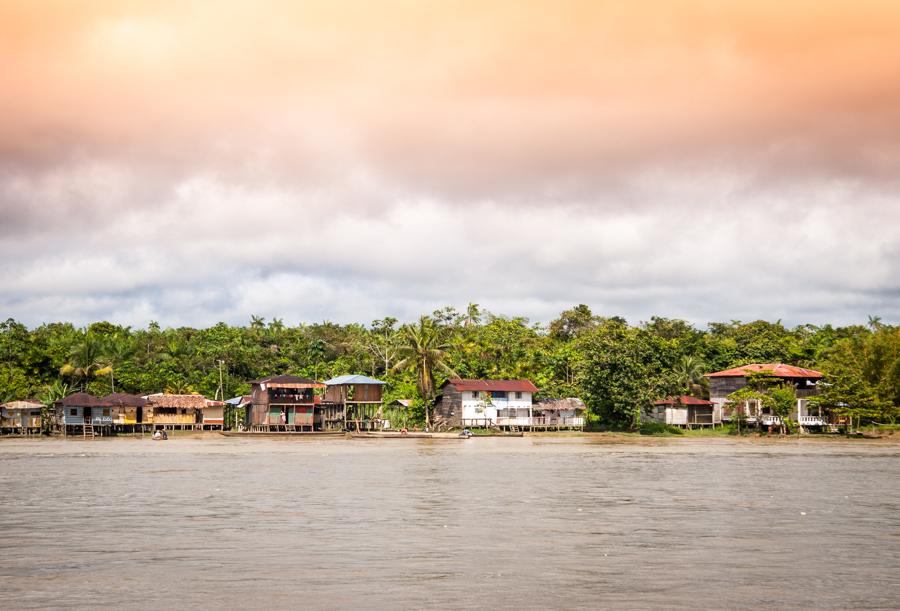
top-left (0, 436), bottom-right (898, 610)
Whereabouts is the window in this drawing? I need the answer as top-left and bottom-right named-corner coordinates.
top-left (102, 409), bottom-right (110, 417)
top-left (515, 392), bottom-right (522, 399)
top-left (493, 391), bottom-right (507, 399)
top-left (472, 391), bottom-right (479, 399)
top-left (70, 408), bottom-right (77, 416)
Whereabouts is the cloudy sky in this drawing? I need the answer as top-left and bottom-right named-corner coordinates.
top-left (2, 1), bottom-right (899, 329)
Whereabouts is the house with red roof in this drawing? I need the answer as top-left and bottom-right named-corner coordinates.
top-left (705, 363), bottom-right (825, 427)
top-left (434, 379), bottom-right (539, 429)
top-left (648, 396), bottom-right (720, 428)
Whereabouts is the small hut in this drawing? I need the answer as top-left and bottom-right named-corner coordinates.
top-left (55, 392), bottom-right (115, 436)
top-left (324, 375), bottom-right (386, 431)
top-left (201, 398), bottom-right (225, 430)
top-left (650, 396), bottom-right (719, 428)
top-left (144, 394), bottom-right (208, 430)
top-left (534, 398), bottom-right (587, 429)
top-left (101, 392), bottom-right (148, 430)
top-left (1, 400), bottom-right (44, 434)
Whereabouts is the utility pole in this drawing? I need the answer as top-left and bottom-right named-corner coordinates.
top-left (216, 359), bottom-right (225, 401)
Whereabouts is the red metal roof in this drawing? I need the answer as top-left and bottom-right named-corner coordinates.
top-left (654, 395), bottom-right (713, 406)
top-left (445, 379), bottom-right (539, 393)
top-left (706, 363), bottom-right (823, 379)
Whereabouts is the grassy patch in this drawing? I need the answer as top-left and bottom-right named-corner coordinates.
top-left (638, 422), bottom-right (684, 436)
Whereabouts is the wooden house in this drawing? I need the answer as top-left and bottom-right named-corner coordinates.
top-left (55, 392), bottom-right (115, 436)
top-left (144, 394), bottom-right (208, 429)
top-left (0, 400), bottom-right (44, 434)
top-left (324, 375), bottom-right (386, 431)
top-left (533, 398), bottom-right (587, 429)
top-left (649, 396), bottom-right (720, 428)
top-left (101, 392), bottom-right (147, 429)
top-left (201, 399), bottom-right (225, 430)
top-left (434, 379), bottom-right (538, 429)
top-left (246, 375), bottom-right (326, 432)
top-left (706, 363), bottom-right (826, 428)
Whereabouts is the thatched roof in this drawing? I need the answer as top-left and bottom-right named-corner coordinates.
top-left (1, 399), bottom-right (44, 410)
top-left (536, 398), bottom-right (586, 411)
top-left (144, 393), bottom-right (209, 409)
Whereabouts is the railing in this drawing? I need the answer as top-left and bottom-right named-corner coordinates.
top-left (798, 415), bottom-right (825, 426)
top-left (462, 418), bottom-right (496, 428)
top-left (495, 416), bottom-right (585, 427)
top-left (759, 415), bottom-right (782, 426)
top-left (267, 395), bottom-right (316, 405)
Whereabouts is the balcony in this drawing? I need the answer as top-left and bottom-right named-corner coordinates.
top-left (798, 415), bottom-right (826, 427)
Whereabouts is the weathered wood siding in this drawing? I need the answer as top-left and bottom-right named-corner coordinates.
top-left (434, 386), bottom-right (463, 427)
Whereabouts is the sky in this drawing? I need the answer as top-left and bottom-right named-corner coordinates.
top-left (1, 0), bottom-right (899, 329)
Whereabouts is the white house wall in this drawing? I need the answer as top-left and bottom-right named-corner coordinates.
top-left (461, 391), bottom-right (532, 423)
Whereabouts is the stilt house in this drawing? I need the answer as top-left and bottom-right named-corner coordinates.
top-left (649, 396), bottom-right (719, 428)
top-left (55, 392), bottom-right (114, 435)
top-left (101, 392), bottom-right (147, 428)
top-left (0, 400), bottom-right (44, 434)
top-left (324, 375), bottom-right (386, 431)
top-left (246, 375), bottom-right (326, 431)
top-left (434, 379), bottom-right (538, 428)
top-left (706, 363), bottom-right (827, 428)
top-left (144, 393), bottom-right (208, 429)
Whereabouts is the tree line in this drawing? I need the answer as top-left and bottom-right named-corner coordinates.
top-left (1, 305), bottom-right (897, 428)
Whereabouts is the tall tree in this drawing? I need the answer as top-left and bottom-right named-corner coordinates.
top-left (392, 317), bottom-right (457, 429)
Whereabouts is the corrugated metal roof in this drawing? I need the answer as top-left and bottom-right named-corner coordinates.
top-left (56, 392), bottom-right (113, 407)
top-left (248, 374), bottom-right (324, 387)
top-left (653, 395), bottom-right (713, 406)
top-left (225, 395), bottom-right (252, 406)
top-left (101, 392), bottom-right (148, 407)
top-left (324, 374), bottom-right (386, 386)
top-left (706, 364), bottom-right (823, 379)
top-left (445, 379), bottom-right (539, 392)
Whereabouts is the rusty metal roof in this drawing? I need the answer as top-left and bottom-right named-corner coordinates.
top-left (706, 364), bottom-right (823, 379)
top-left (248, 374), bottom-right (325, 388)
top-left (56, 392), bottom-right (113, 407)
top-left (101, 392), bottom-right (148, 407)
top-left (653, 395), bottom-right (713, 406)
top-left (445, 379), bottom-right (539, 392)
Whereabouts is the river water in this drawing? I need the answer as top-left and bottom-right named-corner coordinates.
top-left (0, 436), bottom-right (898, 610)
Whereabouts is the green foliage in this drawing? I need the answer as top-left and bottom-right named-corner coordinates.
top-left (0, 311), bottom-right (897, 432)
top-left (638, 422), bottom-right (684, 436)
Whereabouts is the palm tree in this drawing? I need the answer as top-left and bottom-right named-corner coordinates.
top-left (673, 355), bottom-right (707, 397)
top-left (307, 339), bottom-right (328, 380)
top-left (59, 333), bottom-right (105, 391)
top-left (867, 315), bottom-right (883, 331)
top-left (97, 335), bottom-right (133, 393)
top-left (392, 317), bottom-right (457, 429)
top-left (464, 303), bottom-right (482, 327)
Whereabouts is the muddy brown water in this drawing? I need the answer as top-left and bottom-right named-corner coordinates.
top-left (0, 436), bottom-right (898, 610)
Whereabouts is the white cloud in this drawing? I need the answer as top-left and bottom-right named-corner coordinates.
top-left (1, 158), bottom-right (898, 329)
